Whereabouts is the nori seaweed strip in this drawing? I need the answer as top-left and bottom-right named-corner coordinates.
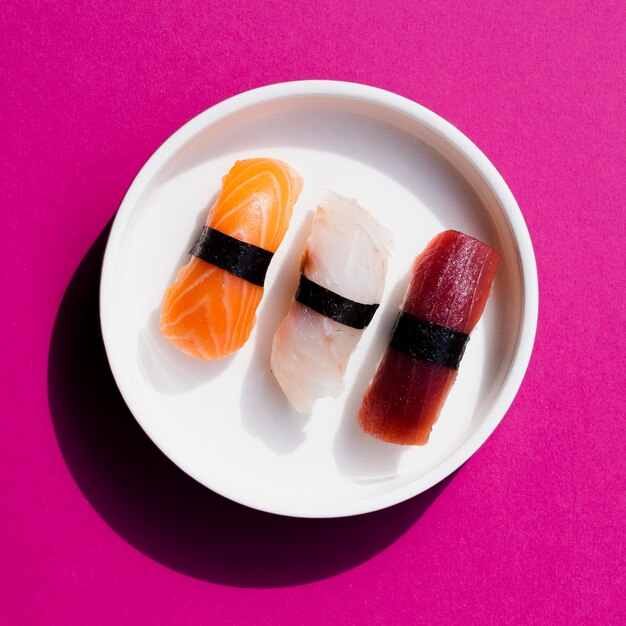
top-left (189, 227), bottom-right (274, 287)
top-left (295, 274), bottom-right (379, 330)
top-left (389, 311), bottom-right (469, 370)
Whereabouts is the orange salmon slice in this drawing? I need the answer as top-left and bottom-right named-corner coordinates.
top-left (160, 158), bottom-right (303, 360)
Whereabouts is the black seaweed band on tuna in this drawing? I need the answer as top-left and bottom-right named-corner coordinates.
top-left (295, 274), bottom-right (380, 330)
top-left (189, 227), bottom-right (274, 287)
top-left (389, 311), bottom-right (469, 370)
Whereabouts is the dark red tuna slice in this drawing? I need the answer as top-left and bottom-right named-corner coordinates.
top-left (358, 230), bottom-right (500, 445)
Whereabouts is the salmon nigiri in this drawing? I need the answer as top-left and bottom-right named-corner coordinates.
top-left (160, 158), bottom-right (303, 360)
top-left (358, 230), bottom-right (500, 445)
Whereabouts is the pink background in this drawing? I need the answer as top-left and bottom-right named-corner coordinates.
top-left (1, 1), bottom-right (624, 624)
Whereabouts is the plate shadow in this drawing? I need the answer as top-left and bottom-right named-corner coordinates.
top-left (47, 223), bottom-right (456, 588)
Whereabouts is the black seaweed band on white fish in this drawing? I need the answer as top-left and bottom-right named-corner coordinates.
top-left (189, 227), bottom-right (274, 287)
top-left (389, 311), bottom-right (469, 370)
top-left (294, 274), bottom-right (380, 330)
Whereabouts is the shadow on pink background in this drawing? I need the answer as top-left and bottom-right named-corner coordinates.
top-left (1, 1), bottom-right (624, 624)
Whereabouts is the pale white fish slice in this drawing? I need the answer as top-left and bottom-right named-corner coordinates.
top-left (270, 190), bottom-right (392, 413)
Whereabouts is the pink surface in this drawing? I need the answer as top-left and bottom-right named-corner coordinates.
top-left (1, 1), bottom-right (624, 624)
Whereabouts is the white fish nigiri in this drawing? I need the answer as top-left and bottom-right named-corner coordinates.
top-left (271, 190), bottom-right (392, 413)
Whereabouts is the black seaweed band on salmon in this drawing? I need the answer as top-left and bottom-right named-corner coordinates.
top-left (295, 274), bottom-right (380, 330)
top-left (189, 227), bottom-right (274, 287)
top-left (389, 311), bottom-right (469, 370)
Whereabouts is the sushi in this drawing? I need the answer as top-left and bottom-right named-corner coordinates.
top-left (358, 230), bottom-right (500, 445)
top-left (160, 158), bottom-right (303, 360)
top-left (271, 191), bottom-right (392, 413)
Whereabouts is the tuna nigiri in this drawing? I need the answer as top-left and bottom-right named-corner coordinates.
top-left (160, 158), bottom-right (303, 360)
top-left (358, 230), bottom-right (500, 445)
top-left (271, 191), bottom-right (392, 413)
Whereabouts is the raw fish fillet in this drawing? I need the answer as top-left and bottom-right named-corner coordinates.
top-left (160, 158), bottom-right (302, 359)
top-left (358, 230), bottom-right (500, 445)
top-left (271, 191), bottom-right (392, 412)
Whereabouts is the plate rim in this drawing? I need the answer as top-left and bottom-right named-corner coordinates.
top-left (100, 80), bottom-right (539, 518)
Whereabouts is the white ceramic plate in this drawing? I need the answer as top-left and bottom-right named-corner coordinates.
top-left (100, 81), bottom-right (538, 518)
